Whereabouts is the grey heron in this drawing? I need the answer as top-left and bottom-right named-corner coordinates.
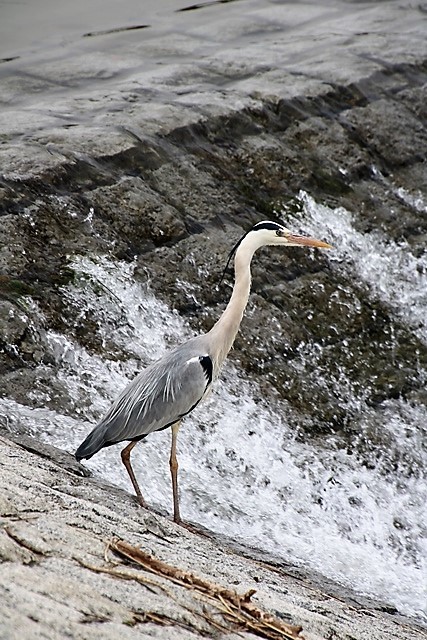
top-left (75, 221), bottom-right (331, 524)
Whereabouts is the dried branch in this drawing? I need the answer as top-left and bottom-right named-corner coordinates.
top-left (76, 557), bottom-right (163, 595)
top-left (109, 538), bottom-right (304, 640)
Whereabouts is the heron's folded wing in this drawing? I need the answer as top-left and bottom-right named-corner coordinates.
top-left (100, 353), bottom-right (211, 444)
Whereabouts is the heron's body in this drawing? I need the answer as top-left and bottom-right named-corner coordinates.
top-left (76, 221), bottom-right (331, 524)
top-left (75, 338), bottom-right (214, 458)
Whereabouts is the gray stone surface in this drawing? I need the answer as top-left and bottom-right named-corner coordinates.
top-left (1, 432), bottom-right (425, 640)
top-left (0, 0), bottom-right (426, 176)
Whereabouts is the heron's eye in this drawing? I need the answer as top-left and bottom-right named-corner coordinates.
top-left (276, 229), bottom-right (284, 237)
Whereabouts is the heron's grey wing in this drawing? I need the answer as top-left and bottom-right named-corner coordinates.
top-left (100, 353), bottom-right (212, 445)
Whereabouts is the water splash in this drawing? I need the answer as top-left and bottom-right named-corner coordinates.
top-left (371, 165), bottom-right (427, 214)
top-left (1, 252), bottom-right (426, 623)
top-left (290, 191), bottom-right (427, 343)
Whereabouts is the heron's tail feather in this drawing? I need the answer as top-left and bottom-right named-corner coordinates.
top-left (75, 426), bottom-right (110, 461)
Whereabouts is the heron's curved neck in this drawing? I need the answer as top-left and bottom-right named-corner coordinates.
top-left (208, 239), bottom-right (257, 368)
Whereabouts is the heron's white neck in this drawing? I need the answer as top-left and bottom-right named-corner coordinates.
top-left (208, 234), bottom-right (261, 370)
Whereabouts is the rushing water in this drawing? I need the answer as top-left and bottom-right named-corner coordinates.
top-left (2, 194), bottom-right (426, 624)
top-left (293, 190), bottom-right (427, 343)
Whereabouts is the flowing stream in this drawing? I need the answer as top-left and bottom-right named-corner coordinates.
top-left (1, 194), bottom-right (426, 624)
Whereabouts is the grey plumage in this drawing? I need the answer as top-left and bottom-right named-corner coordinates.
top-left (75, 220), bottom-right (331, 524)
top-left (76, 337), bottom-right (212, 460)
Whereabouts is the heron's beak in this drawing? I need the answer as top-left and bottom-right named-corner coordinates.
top-left (287, 234), bottom-right (333, 249)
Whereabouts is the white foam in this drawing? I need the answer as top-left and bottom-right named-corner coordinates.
top-left (290, 191), bottom-right (427, 343)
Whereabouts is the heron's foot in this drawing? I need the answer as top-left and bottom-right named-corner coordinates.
top-left (174, 518), bottom-right (210, 537)
top-left (135, 494), bottom-right (147, 508)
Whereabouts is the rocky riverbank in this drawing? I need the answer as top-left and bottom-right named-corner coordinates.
top-left (1, 428), bottom-right (425, 640)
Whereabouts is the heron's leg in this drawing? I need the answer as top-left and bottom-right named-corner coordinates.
top-left (169, 421), bottom-right (182, 523)
top-left (121, 441), bottom-right (146, 507)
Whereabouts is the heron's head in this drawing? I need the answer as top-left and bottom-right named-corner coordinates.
top-left (247, 220), bottom-right (332, 250)
top-left (219, 220), bottom-right (331, 286)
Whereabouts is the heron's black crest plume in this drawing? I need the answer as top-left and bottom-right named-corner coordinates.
top-left (218, 221), bottom-right (284, 287)
top-left (251, 221), bottom-right (283, 232)
top-left (218, 232), bottom-right (248, 288)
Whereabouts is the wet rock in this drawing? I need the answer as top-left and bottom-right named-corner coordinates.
top-left (0, 300), bottom-right (29, 346)
top-left (85, 177), bottom-right (187, 253)
top-left (345, 99), bottom-right (427, 168)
